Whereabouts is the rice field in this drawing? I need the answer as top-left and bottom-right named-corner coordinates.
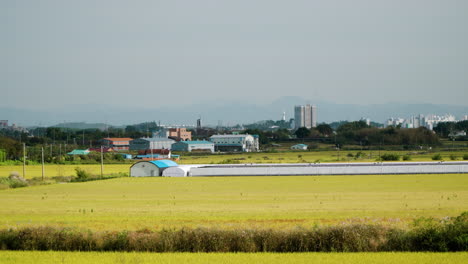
top-left (1, 150), bottom-right (466, 179)
top-left (0, 251), bottom-right (466, 264)
top-left (0, 174), bottom-right (466, 231)
top-left (0, 164), bottom-right (129, 179)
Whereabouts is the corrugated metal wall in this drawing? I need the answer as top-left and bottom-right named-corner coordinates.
top-left (189, 162), bottom-right (468, 176)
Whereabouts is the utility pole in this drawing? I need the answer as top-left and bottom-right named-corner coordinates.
top-left (41, 147), bottom-right (45, 181)
top-left (100, 145), bottom-right (104, 179)
top-left (23, 143), bottom-right (26, 178)
top-left (82, 130), bottom-right (85, 146)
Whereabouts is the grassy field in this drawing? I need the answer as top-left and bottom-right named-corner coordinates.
top-left (0, 251), bottom-right (466, 264)
top-left (0, 174), bottom-right (466, 231)
top-left (0, 164), bottom-right (130, 179)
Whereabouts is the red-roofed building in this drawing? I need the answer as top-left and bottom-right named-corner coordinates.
top-left (88, 147), bottom-right (114, 153)
top-left (101, 138), bottom-right (133, 151)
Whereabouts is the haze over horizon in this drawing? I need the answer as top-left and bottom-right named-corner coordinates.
top-left (2, 1), bottom-right (468, 111)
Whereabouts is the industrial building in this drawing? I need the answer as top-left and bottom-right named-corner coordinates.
top-left (130, 160), bottom-right (178, 177)
top-left (210, 134), bottom-right (259, 152)
top-left (129, 161), bottom-right (468, 177)
top-left (189, 161), bottom-right (468, 177)
top-left (171, 140), bottom-right (214, 152)
top-left (294, 104), bottom-right (317, 129)
top-left (129, 137), bottom-right (175, 151)
top-left (101, 138), bottom-right (133, 151)
top-left (153, 128), bottom-right (192, 141)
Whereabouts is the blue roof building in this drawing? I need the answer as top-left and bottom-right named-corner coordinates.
top-left (130, 159), bottom-right (178, 177)
top-left (291, 144), bottom-right (308, 150)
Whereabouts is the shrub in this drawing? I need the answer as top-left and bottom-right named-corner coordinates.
top-left (463, 154), bottom-right (468, 160)
top-left (432, 154), bottom-right (443, 161)
top-left (380, 153), bottom-right (400, 161)
top-left (402, 155), bottom-right (412, 161)
top-left (0, 212), bottom-right (467, 252)
top-left (449, 154), bottom-right (457, 160)
top-left (355, 152), bottom-right (364, 159)
top-left (74, 167), bottom-right (91, 182)
top-left (0, 173), bottom-right (29, 189)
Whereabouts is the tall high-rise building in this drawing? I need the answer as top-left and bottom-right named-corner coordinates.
top-left (294, 104), bottom-right (317, 129)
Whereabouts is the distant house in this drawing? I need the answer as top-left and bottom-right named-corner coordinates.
top-left (129, 138), bottom-right (175, 151)
top-left (67, 149), bottom-right (90, 155)
top-left (88, 147), bottom-right (114, 153)
top-left (291, 144), bottom-right (308, 150)
top-left (171, 140), bottom-right (214, 153)
top-left (101, 138), bottom-right (132, 151)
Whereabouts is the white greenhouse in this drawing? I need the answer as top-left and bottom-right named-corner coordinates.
top-left (130, 160), bottom-right (178, 177)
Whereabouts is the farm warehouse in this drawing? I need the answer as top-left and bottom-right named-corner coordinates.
top-left (130, 160), bottom-right (178, 177)
top-left (157, 161), bottom-right (468, 177)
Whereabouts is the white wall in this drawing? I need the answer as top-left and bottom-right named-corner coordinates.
top-left (130, 162), bottom-right (160, 177)
top-left (188, 162), bottom-right (468, 177)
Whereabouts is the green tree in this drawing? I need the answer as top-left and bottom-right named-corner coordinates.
top-left (294, 127), bottom-right (310, 139)
top-left (316, 123), bottom-right (333, 136)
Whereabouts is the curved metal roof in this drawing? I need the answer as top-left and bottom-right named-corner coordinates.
top-left (149, 159), bottom-right (178, 168)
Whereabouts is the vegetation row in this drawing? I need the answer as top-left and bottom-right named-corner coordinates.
top-left (0, 213), bottom-right (466, 252)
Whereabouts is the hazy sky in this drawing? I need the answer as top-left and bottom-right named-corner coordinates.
top-left (2, 0), bottom-right (468, 110)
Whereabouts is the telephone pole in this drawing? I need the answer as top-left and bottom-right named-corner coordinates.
top-left (23, 143), bottom-right (26, 178)
top-left (100, 146), bottom-right (104, 179)
top-left (41, 147), bottom-right (45, 181)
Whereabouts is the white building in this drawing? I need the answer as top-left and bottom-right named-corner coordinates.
top-left (171, 140), bottom-right (214, 153)
top-left (294, 104), bottom-right (317, 129)
top-left (386, 114), bottom-right (456, 130)
top-left (210, 134), bottom-right (259, 152)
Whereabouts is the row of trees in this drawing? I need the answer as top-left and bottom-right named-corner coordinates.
top-left (434, 120), bottom-right (468, 138)
top-left (294, 121), bottom-right (440, 147)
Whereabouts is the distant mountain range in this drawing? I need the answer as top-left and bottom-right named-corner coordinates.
top-left (1, 96), bottom-right (466, 128)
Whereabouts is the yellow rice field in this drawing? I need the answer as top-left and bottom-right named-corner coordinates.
top-left (0, 174), bottom-right (466, 231)
top-left (0, 251), bottom-right (466, 264)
